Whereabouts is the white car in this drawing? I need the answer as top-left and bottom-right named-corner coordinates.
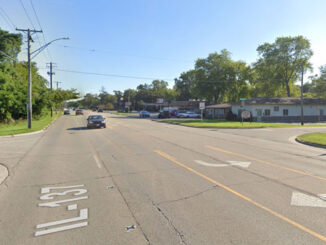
top-left (180, 111), bottom-right (201, 118)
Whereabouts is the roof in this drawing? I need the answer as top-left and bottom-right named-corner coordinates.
top-left (206, 103), bottom-right (232, 109)
top-left (231, 97), bottom-right (326, 105)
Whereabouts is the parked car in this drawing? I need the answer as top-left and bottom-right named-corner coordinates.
top-left (92, 108), bottom-right (97, 112)
top-left (87, 115), bottom-right (106, 129)
top-left (158, 110), bottom-right (171, 118)
top-left (97, 108), bottom-right (103, 112)
top-left (176, 110), bottom-right (187, 118)
top-left (139, 110), bottom-right (150, 118)
top-left (178, 111), bottom-right (201, 118)
top-left (64, 109), bottom-right (70, 115)
top-left (76, 109), bottom-right (84, 115)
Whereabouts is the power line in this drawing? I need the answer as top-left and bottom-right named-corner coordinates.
top-left (18, 0), bottom-right (49, 61)
top-left (56, 44), bottom-right (193, 63)
top-left (29, 0), bottom-right (53, 61)
top-left (54, 68), bottom-right (174, 81)
top-left (0, 7), bottom-right (16, 31)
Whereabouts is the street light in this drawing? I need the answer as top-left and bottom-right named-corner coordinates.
top-left (17, 31), bottom-right (69, 129)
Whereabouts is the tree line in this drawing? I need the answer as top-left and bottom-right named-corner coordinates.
top-left (0, 29), bottom-right (78, 122)
top-left (73, 35), bottom-right (326, 111)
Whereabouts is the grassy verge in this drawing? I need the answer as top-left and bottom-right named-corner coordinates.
top-left (297, 133), bottom-right (326, 147)
top-left (158, 119), bottom-right (326, 128)
top-left (0, 112), bottom-right (62, 136)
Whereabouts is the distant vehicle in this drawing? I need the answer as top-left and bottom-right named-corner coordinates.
top-left (92, 108), bottom-right (97, 112)
top-left (97, 108), bottom-right (103, 112)
top-left (87, 115), bottom-right (106, 129)
top-left (64, 109), bottom-right (70, 115)
top-left (76, 109), bottom-right (83, 115)
top-left (178, 111), bottom-right (200, 118)
top-left (139, 110), bottom-right (150, 118)
top-left (158, 110), bottom-right (171, 119)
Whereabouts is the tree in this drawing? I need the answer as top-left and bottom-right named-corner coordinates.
top-left (310, 66), bottom-right (326, 98)
top-left (0, 29), bottom-right (21, 63)
top-left (254, 36), bottom-right (313, 97)
top-left (174, 70), bottom-right (197, 101)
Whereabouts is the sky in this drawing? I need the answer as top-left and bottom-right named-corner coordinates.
top-left (1, 0), bottom-right (326, 95)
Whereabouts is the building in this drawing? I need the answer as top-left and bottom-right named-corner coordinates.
top-left (231, 97), bottom-right (326, 122)
top-left (205, 104), bottom-right (232, 119)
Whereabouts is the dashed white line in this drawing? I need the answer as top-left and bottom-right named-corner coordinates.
top-left (93, 154), bottom-right (102, 169)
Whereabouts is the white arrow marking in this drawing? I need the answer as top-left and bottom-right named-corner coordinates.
top-left (291, 192), bottom-right (326, 208)
top-left (195, 160), bottom-right (251, 168)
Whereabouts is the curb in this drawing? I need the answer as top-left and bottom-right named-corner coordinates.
top-left (153, 120), bottom-right (264, 129)
top-left (0, 115), bottom-right (60, 138)
top-left (0, 163), bottom-right (8, 185)
top-left (295, 137), bottom-right (326, 149)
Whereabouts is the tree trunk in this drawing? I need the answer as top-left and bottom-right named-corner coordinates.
top-left (286, 81), bottom-right (291, 97)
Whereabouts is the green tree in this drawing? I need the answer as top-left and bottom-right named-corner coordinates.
top-left (254, 36), bottom-right (313, 97)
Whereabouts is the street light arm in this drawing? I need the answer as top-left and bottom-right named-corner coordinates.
top-left (31, 37), bottom-right (69, 59)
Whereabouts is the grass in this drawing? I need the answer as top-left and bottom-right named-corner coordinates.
top-left (0, 112), bottom-right (62, 136)
top-left (297, 133), bottom-right (326, 146)
top-left (158, 119), bottom-right (326, 128)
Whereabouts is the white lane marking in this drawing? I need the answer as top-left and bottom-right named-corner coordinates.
top-left (41, 185), bottom-right (85, 194)
top-left (67, 204), bottom-right (77, 211)
top-left (38, 196), bottom-right (88, 207)
top-left (227, 161), bottom-right (252, 168)
top-left (36, 208), bottom-right (88, 229)
top-left (195, 160), bottom-right (251, 168)
top-left (40, 189), bottom-right (87, 200)
top-left (93, 154), bottom-right (102, 169)
top-left (35, 222), bottom-right (88, 236)
top-left (291, 192), bottom-right (326, 208)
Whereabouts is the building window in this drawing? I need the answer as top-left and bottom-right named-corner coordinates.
top-left (274, 106), bottom-right (279, 111)
top-left (264, 109), bottom-right (270, 116)
top-left (283, 109), bottom-right (288, 116)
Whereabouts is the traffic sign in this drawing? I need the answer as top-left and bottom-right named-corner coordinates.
top-left (199, 102), bottom-right (205, 110)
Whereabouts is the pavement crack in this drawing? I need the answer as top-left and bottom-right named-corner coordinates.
top-left (157, 185), bottom-right (218, 205)
top-left (150, 200), bottom-right (187, 245)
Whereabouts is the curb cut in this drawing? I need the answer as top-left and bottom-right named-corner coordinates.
top-left (0, 163), bottom-right (8, 185)
top-left (0, 115), bottom-right (60, 138)
top-left (295, 137), bottom-right (326, 149)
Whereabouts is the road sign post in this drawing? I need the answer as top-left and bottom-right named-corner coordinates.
top-left (199, 102), bottom-right (205, 121)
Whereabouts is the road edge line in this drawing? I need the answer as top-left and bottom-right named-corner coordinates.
top-left (0, 163), bottom-right (9, 185)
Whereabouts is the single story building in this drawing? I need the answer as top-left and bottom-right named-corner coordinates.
top-left (205, 104), bottom-right (232, 119)
top-left (231, 97), bottom-right (326, 122)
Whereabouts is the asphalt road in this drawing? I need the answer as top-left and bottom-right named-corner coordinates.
top-left (0, 111), bottom-right (326, 244)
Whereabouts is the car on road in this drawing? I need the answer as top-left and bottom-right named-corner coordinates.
top-left (97, 108), bottom-right (103, 112)
top-left (64, 109), bottom-right (70, 115)
top-left (139, 110), bottom-right (150, 118)
top-left (87, 115), bottom-right (106, 129)
top-left (76, 109), bottom-right (84, 115)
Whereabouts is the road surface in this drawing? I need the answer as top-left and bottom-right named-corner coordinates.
top-left (0, 111), bottom-right (326, 244)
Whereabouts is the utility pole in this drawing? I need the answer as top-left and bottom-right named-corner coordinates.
top-left (55, 81), bottom-right (62, 89)
top-left (300, 65), bottom-right (304, 126)
top-left (16, 28), bottom-right (42, 129)
top-left (47, 62), bottom-right (55, 117)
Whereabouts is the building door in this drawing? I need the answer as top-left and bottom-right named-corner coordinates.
top-left (256, 109), bottom-right (262, 122)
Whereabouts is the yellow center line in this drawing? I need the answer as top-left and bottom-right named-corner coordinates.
top-left (205, 145), bottom-right (326, 182)
top-left (154, 150), bottom-right (326, 243)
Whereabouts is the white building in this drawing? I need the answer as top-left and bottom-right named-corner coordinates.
top-left (231, 97), bottom-right (326, 122)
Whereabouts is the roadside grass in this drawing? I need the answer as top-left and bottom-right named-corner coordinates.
top-left (297, 133), bottom-right (326, 146)
top-left (158, 119), bottom-right (326, 128)
top-left (0, 112), bottom-right (62, 136)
